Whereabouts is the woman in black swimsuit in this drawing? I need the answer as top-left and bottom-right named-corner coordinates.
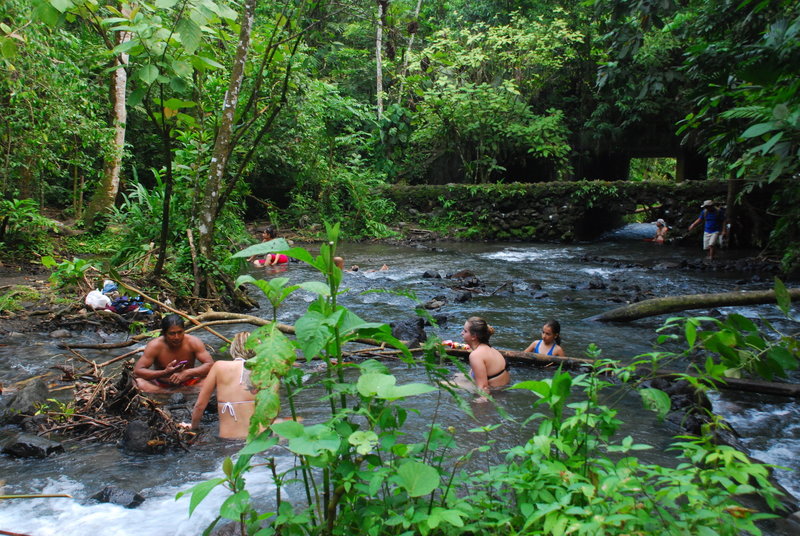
top-left (461, 316), bottom-right (510, 392)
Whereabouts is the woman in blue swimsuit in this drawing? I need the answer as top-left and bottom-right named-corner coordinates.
top-left (523, 319), bottom-right (564, 357)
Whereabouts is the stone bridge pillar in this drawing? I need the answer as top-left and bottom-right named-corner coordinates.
top-left (676, 149), bottom-right (708, 181)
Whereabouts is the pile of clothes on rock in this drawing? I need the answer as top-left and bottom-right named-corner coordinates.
top-left (84, 280), bottom-right (153, 315)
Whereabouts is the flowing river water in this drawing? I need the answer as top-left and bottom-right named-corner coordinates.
top-left (1, 224), bottom-right (798, 535)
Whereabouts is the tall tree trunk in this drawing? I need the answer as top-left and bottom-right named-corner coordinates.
top-left (85, 18), bottom-right (129, 228)
top-left (375, 0), bottom-right (387, 120)
top-left (196, 0), bottom-right (257, 294)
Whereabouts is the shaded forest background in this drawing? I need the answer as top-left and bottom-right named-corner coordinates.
top-left (1, 0), bottom-right (798, 301)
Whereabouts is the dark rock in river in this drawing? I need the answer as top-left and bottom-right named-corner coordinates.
top-left (1, 432), bottom-right (64, 458)
top-left (452, 291), bottom-right (472, 303)
top-left (90, 485), bottom-right (145, 508)
top-left (424, 296), bottom-right (447, 310)
top-left (390, 318), bottom-right (428, 348)
top-left (533, 291), bottom-right (549, 299)
top-left (0, 378), bottom-right (50, 425)
top-left (449, 269), bottom-right (475, 279)
top-left (422, 270), bottom-right (441, 279)
top-left (120, 420), bottom-right (153, 454)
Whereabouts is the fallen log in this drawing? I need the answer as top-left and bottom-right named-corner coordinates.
top-left (444, 348), bottom-right (800, 398)
top-left (591, 288), bottom-right (800, 323)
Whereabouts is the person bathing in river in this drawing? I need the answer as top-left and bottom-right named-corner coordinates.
top-left (249, 226), bottom-right (289, 267)
top-left (134, 314), bottom-right (213, 393)
top-left (648, 219), bottom-right (669, 244)
top-left (523, 319), bottom-right (564, 357)
top-left (461, 316), bottom-right (510, 393)
top-left (184, 332), bottom-right (266, 439)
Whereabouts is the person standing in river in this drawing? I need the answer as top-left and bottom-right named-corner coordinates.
top-left (461, 316), bottom-right (510, 393)
top-left (523, 319), bottom-right (565, 357)
top-left (134, 314), bottom-right (213, 393)
top-left (688, 200), bottom-right (727, 260)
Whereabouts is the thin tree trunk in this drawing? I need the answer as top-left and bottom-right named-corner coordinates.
top-left (375, 0), bottom-right (387, 120)
top-left (592, 288), bottom-right (800, 322)
top-left (85, 19), bottom-right (129, 227)
top-left (196, 0), bottom-right (257, 292)
top-left (398, 0), bottom-right (422, 98)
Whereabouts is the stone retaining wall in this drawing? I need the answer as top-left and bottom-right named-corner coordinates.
top-left (382, 180), bottom-right (730, 241)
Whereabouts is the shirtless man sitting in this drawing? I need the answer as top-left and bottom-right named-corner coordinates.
top-left (134, 314), bottom-right (213, 393)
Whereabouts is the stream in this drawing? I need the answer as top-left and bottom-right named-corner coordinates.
top-left (1, 224), bottom-right (798, 535)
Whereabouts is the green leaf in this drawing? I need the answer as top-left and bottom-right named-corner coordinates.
top-left (220, 490), bottom-right (251, 521)
top-left (50, 0), bottom-right (74, 14)
top-left (511, 380), bottom-right (551, 397)
top-left (137, 64), bottom-right (159, 85)
top-left (156, 0), bottom-right (179, 7)
top-left (287, 424), bottom-right (340, 457)
top-left (639, 388), bottom-right (671, 420)
top-left (298, 281), bottom-right (331, 297)
top-left (231, 238), bottom-right (291, 258)
top-left (766, 346), bottom-right (798, 373)
top-left (271, 420), bottom-right (304, 439)
top-left (176, 17), bottom-right (202, 54)
top-left (773, 277), bottom-right (791, 315)
top-left (176, 477), bottom-right (226, 515)
top-left (357, 373), bottom-right (396, 397)
top-left (239, 432), bottom-right (278, 455)
top-left (741, 122), bottom-right (776, 138)
top-left (348, 430), bottom-right (379, 455)
top-left (34, 1), bottom-right (61, 25)
top-left (191, 55), bottom-right (224, 71)
top-left (396, 461), bottom-right (439, 497)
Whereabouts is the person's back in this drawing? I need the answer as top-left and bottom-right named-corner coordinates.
top-left (207, 359), bottom-right (256, 439)
top-left (188, 332), bottom-right (259, 439)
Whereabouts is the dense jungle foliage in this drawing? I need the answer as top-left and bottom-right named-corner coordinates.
top-left (1, 0), bottom-right (799, 297)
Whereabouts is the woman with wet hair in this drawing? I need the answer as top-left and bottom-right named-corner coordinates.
top-left (461, 316), bottom-right (510, 392)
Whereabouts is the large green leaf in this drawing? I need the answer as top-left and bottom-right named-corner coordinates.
top-left (396, 461), bottom-right (439, 497)
top-left (231, 238), bottom-right (291, 259)
top-left (137, 64), bottom-right (159, 85)
top-left (741, 122), bottom-right (776, 138)
top-left (176, 17), bottom-right (202, 54)
top-left (50, 0), bottom-right (74, 13)
top-left (773, 277), bottom-right (791, 315)
top-left (286, 424), bottom-right (341, 457)
top-left (639, 388), bottom-right (671, 420)
top-left (220, 490), bottom-right (251, 521)
top-left (176, 477), bottom-right (226, 515)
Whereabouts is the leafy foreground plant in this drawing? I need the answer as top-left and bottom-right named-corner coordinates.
top-left (179, 226), bottom-right (785, 535)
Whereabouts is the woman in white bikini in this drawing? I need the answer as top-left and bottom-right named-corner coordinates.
top-left (186, 332), bottom-right (267, 439)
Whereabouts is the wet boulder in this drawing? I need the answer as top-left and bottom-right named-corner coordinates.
top-left (452, 291), bottom-right (472, 303)
top-left (119, 420), bottom-right (153, 454)
top-left (1, 432), bottom-right (64, 458)
top-left (390, 318), bottom-right (428, 348)
top-left (49, 329), bottom-right (71, 339)
top-left (422, 270), bottom-right (441, 279)
top-left (90, 485), bottom-right (145, 508)
top-left (0, 378), bottom-right (50, 425)
top-left (533, 291), bottom-right (549, 299)
top-left (424, 296), bottom-right (447, 310)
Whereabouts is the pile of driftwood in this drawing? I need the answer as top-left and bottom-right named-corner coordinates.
top-left (35, 349), bottom-right (193, 450)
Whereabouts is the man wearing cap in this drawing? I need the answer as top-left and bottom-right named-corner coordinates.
top-left (688, 200), bottom-right (727, 259)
